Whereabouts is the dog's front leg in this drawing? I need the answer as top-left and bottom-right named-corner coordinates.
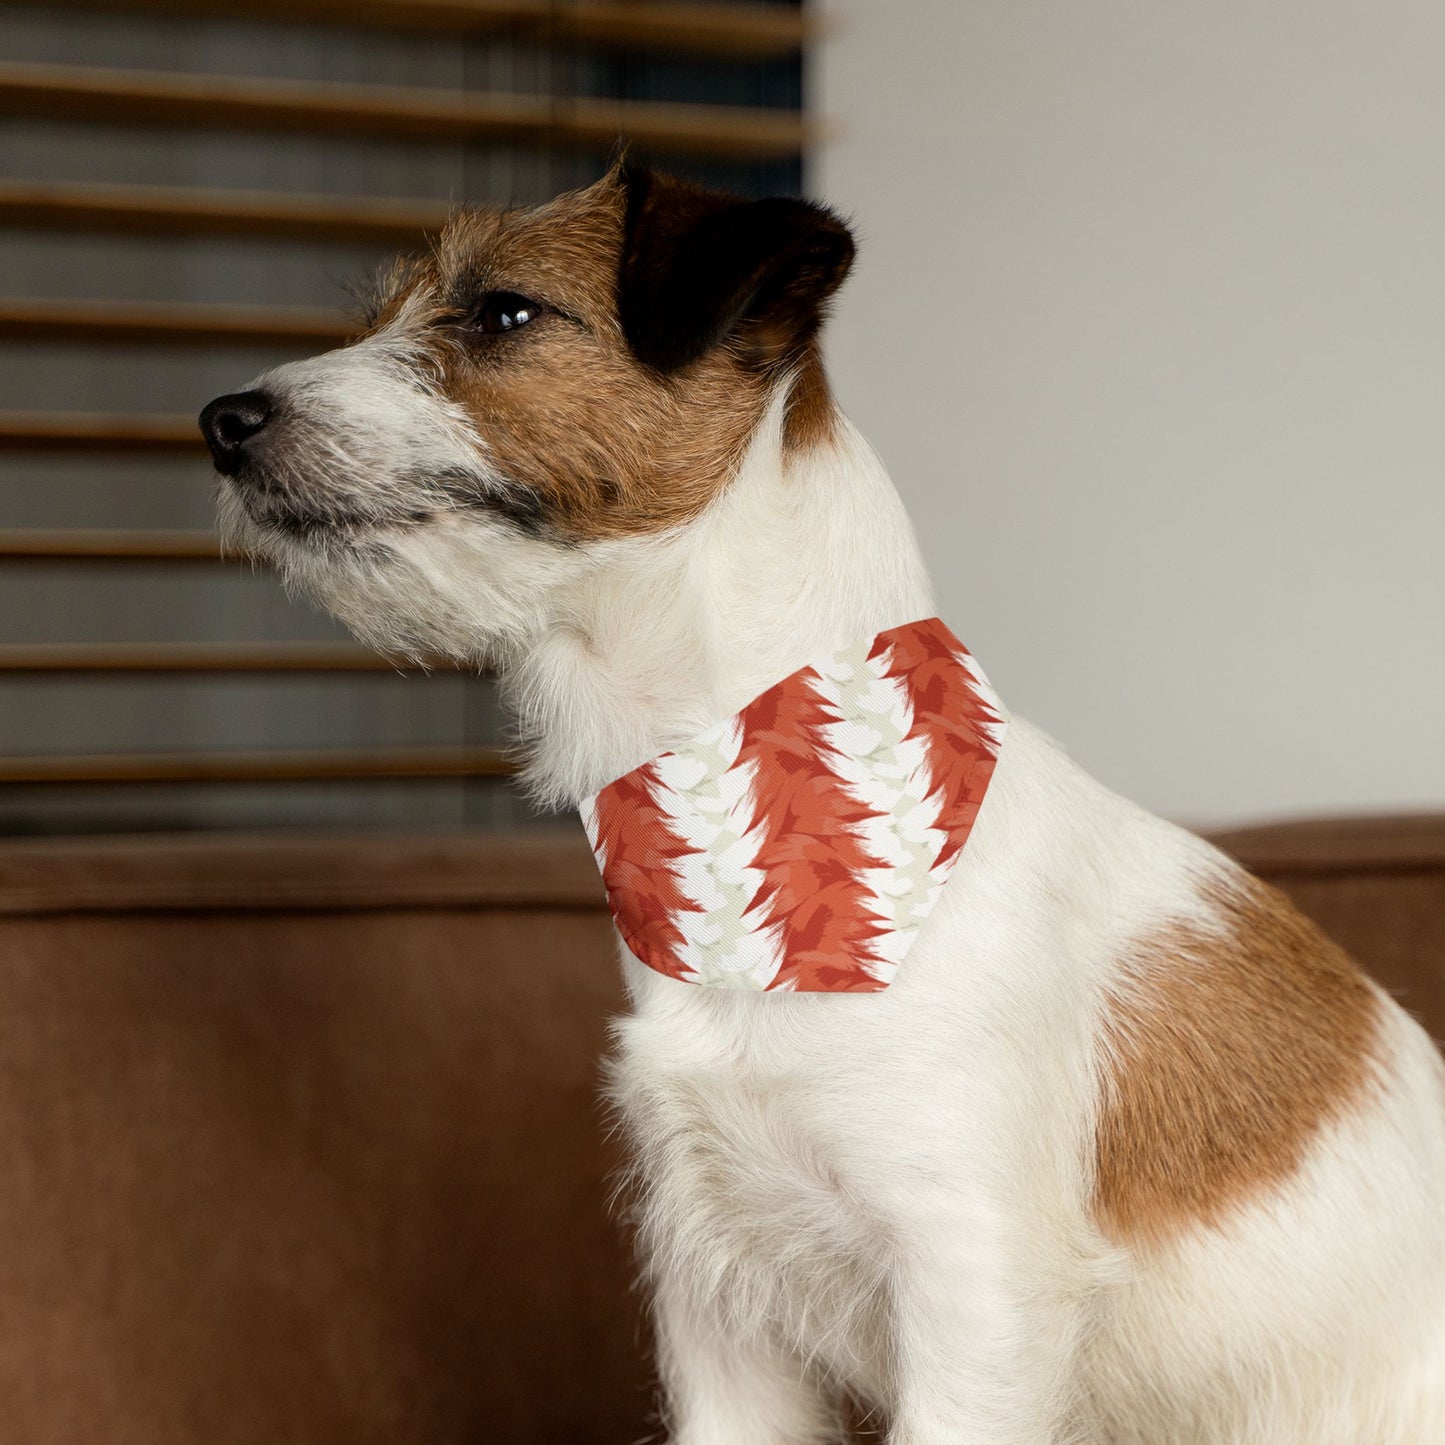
top-left (884, 1200), bottom-right (1089, 1445)
top-left (653, 1275), bottom-right (840, 1445)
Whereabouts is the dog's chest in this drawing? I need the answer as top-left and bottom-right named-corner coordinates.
top-left (612, 989), bottom-right (893, 1384)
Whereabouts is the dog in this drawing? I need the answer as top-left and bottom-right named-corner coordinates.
top-left (201, 162), bottom-right (1445, 1443)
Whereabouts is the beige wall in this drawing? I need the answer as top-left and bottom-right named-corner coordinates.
top-left (813, 0), bottom-right (1445, 826)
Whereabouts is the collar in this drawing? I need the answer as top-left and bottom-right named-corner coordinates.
top-left (579, 617), bottom-right (1006, 993)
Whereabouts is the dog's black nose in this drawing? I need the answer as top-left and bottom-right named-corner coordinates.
top-left (199, 390), bottom-right (273, 475)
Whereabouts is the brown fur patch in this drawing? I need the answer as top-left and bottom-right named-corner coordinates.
top-left (368, 176), bottom-right (796, 541)
top-left (1094, 873), bottom-right (1382, 1246)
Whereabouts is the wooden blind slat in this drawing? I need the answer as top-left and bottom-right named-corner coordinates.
top-left (0, 413), bottom-right (203, 452)
top-left (0, 62), bottom-right (812, 161)
top-left (0, 745), bottom-right (514, 784)
top-left (0, 643), bottom-right (420, 673)
top-left (29, 0), bottom-right (810, 59)
top-left (0, 413), bottom-right (203, 450)
top-left (0, 297), bottom-right (353, 348)
top-left (0, 180), bottom-right (448, 245)
top-left (0, 529), bottom-right (221, 560)
top-left (546, 0), bottom-right (810, 58)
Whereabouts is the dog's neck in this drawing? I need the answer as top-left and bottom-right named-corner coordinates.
top-left (505, 392), bottom-right (936, 808)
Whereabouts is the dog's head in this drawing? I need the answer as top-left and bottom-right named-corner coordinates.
top-left (200, 164), bottom-right (854, 661)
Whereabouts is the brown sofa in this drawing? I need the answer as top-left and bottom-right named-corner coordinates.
top-left (0, 816), bottom-right (1440, 1443)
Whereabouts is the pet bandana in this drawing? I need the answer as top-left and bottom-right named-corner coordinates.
top-left (579, 618), bottom-right (1006, 993)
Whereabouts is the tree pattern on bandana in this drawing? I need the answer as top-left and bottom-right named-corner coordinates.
top-left (579, 618), bottom-right (1006, 992)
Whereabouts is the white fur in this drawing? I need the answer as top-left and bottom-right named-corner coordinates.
top-left (221, 347), bottom-right (1445, 1443)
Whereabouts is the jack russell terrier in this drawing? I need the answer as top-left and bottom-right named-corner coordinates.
top-left (201, 162), bottom-right (1445, 1444)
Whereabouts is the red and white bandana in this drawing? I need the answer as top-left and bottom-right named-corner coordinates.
top-left (579, 618), bottom-right (1006, 993)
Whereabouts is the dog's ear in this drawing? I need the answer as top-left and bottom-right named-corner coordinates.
top-left (616, 162), bottom-right (855, 375)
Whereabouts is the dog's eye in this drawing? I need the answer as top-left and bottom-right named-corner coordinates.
top-left (471, 291), bottom-right (544, 335)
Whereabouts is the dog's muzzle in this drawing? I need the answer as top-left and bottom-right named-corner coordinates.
top-left (199, 390), bottom-right (274, 477)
